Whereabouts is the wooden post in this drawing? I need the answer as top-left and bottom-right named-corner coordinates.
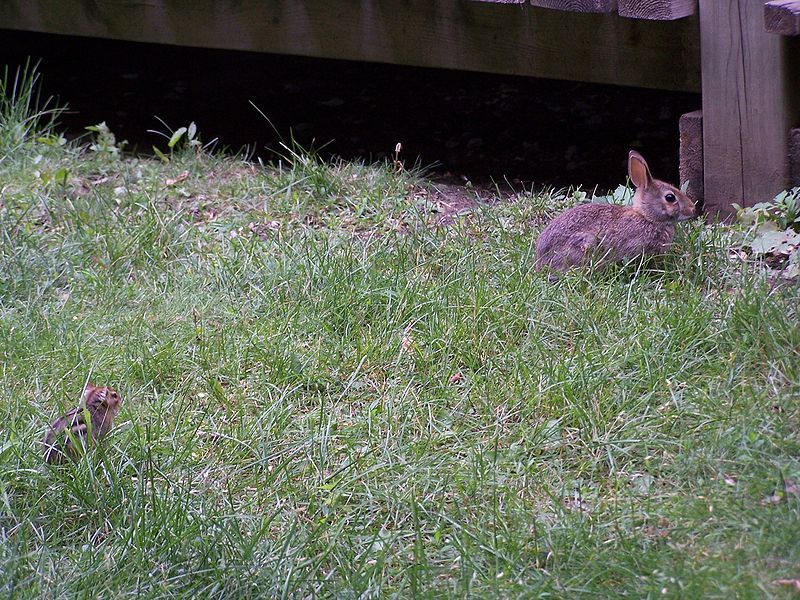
top-left (679, 110), bottom-right (704, 208)
top-left (790, 129), bottom-right (800, 186)
top-left (699, 0), bottom-right (794, 220)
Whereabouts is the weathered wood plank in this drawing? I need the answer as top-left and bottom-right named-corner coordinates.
top-left (618, 0), bottom-right (695, 19)
top-left (790, 129), bottom-right (800, 186)
top-left (699, 0), bottom-right (793, 219)
top-left (528, 0), bottom-right (617, 12)
top-left (0, 0), bottom-right (701, 92)
top-left (679, 110), bottom-right (704, 209)
top-left (765, 0), bottom-right (800, 35)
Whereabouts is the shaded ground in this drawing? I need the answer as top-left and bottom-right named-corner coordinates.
top-left (1, 29), bottom-right (700, 190)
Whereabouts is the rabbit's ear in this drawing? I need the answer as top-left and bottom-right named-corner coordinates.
top-left (628, 151), bottom-right (653, 189)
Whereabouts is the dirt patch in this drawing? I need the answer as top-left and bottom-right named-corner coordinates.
top-left (419, 182), bottom-right (490, 226)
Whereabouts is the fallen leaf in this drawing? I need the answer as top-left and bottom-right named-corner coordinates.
top-left (773, 578), bottom-right (800, 592)
top-left (750, 226), bottom-right (800, 255)
top-left (760, 479), bottom-right (799, 505)
top-left (166, 171), bottom-right (189, 186)
top-left (630, 472), bottom-right (654, 495)
top-left (562, 494), bottom-right (591, 514)
top-left (643, 524), bottom-right (671, 539)
top-left (401, 325), bottom-right (415, 354)
top-left (448, 372), bottom-right (464, 384)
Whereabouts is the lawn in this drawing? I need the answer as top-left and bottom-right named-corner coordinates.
top-left (1, 67), bottom-right (799, 598)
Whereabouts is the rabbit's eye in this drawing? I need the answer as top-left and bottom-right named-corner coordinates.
top-left (665, 193), bottom-right (677, 203)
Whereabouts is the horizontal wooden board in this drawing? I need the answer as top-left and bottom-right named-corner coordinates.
top-left (765, 0), bottom-right (800, 35)
top-left (0, 0), bottom-right (700, 92)
top-left (528, 0), bottom-right (616, 12)
top-left (618, 0), bottom-right (695, 20)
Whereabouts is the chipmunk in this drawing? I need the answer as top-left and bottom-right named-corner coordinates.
top-left (43, 384), bottom-right (122, 463)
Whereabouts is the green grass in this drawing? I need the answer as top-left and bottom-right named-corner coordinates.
top-left (1, 66), bottom-right (799, 599)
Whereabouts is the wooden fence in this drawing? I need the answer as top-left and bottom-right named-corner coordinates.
top-left (1, 0), bottom-right (798, 217)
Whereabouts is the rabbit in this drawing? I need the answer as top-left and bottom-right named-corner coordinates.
top-left (43, 383), bottom-right (122, 464)
top-left (535, 151), bottom-right (696, 272)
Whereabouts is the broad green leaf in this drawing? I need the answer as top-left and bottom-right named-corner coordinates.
top-left (168, 127), bottom-right (187, 149)
top-left (750, 228), bottom-right (800, 255)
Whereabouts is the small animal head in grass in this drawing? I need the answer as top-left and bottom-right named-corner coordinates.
top-left (43, 384), bottom-right (123, 464)
top-left (628, 151), bottom-right (695, 223)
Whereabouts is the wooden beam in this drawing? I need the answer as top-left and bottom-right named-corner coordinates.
top-left (699, 0), bottom-right (793, 219)
top-left (618, 0), bottom-right (695, 19)
top-left (765, 0), bottom-right (800, 35)
top-left (0, 0), bottom-right (701, 92)
top-left (790, 128), bottom-right (800, 186)
top-left (679, 110), bottom-right (704, 209)
top-left (528, 0), bottom-right (617, 12)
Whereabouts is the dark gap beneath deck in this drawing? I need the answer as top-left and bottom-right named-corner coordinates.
top-left (1, 29), bottom-right (700, 191)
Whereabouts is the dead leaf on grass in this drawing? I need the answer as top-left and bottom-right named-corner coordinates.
top-left (166, 171), bottom-right (190, 186)
top-left (643, 516), bottom-right (672, 540)
top-left (401, 324), bottom-right (416, 354)
top-left (448, 372), bottom-right (464, 385)
top-left (248, 221), bottom-right (280, 240)
top-left (773, 578), bottom-right (800, 592)
top-left (760, 479), bottom-right (799, 505)
top-left (562, 494), bottom-right (591, 514)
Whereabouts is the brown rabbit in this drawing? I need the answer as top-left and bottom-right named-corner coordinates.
top-left (43, 384), bottom-right (122, 463)
top-left (535, 151), bottom-right (696, 272)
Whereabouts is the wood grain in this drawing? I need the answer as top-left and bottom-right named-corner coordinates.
top-left (699, 0), bottom-right (793, 219)
top-left (618, 0), bottom-right (695, 19)
top-left (528, 0), bottom-right (617, 11)
top-left (790, 129), bottom-right (800, 186)
top-left (679, 110), bottom-right (704, 210)
top-left (0, 0), bottom-right (700, 92)
top-left (765, 0), bottom-right (800, 35)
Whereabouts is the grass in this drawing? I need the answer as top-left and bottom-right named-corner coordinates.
top-left (1, 65), bottom-right (799, 598)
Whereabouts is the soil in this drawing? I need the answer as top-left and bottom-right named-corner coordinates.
top-left (1, 29), bottom-right (700, 191)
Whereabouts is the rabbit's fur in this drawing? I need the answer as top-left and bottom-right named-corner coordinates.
top-left (535, 151), bottom-right (696, 272)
